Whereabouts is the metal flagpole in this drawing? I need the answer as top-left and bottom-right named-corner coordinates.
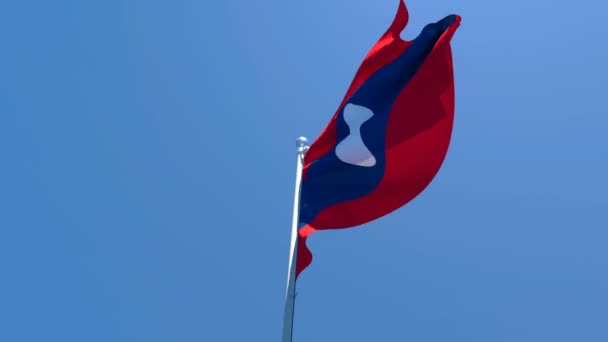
top-left (282, 137), bottom-right (309, 342)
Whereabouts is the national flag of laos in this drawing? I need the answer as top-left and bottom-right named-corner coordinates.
top-left (296, 0), bottom-right (461, 278)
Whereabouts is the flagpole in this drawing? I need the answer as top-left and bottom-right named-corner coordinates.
top-left (282, 137), bottom-right (309, 342)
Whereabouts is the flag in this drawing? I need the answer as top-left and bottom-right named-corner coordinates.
top-left (296, 0), bottom-right (461, 278)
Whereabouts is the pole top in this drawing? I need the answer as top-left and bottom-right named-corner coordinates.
top-left (296, 136), bottom-right (309, 155)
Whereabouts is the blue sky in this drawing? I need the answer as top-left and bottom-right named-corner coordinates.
top-left (1, 0), bottom-right (607, 341)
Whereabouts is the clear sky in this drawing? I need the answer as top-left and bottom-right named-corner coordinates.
top-left (1, 0), bottom-right (607, 341)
